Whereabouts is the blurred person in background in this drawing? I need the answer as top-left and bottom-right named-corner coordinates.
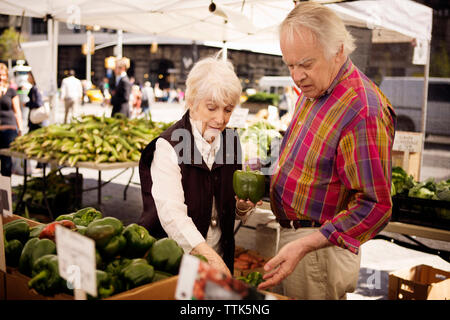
top-left (25, 72), bottom-right (45, 169)
top-left (141, 81), bottom-right (155, 116)
top-left (111, 58), bottom-right (132, 117)
top-left (60, 69), bottom-right (83, 123)
top-left (0, 63), bottom-right (23, 176)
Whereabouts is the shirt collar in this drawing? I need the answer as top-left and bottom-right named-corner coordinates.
top-left (325, 57), bottom-right (352, 96)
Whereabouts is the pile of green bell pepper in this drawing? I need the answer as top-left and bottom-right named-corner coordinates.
top-left (122, 223), bottom-right (156, 258)
top-left (28, 254), bottom-right (64, 296)
top-left (55, 207), bottom-right (102, 227)
top-left (233, 168), bottom-right (265, 203)
top-left (18, 237), bottom-right (56, 277)
top-left (85, 217), bottom-right (126, 259)
top-left (147, 238), bottom-right (183, 275)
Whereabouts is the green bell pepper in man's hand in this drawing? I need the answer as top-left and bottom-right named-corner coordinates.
top-left (233, 168), bottom-right (265, 203)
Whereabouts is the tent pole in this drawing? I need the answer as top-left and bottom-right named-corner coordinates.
top-left (419, 40), bottom-right (431, 181)
top-left (47, 16), bottom-right (58, 125)
top-left (86, 29), bottom-right (92, 84)
top-left (117, 29), bottom-right (123, 58)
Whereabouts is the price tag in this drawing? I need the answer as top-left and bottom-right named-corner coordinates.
top-left (227, 108), bottom-right (249, 128)
top-left (55, 224), bottom-right (97, 298)
top-left (393, 131), bottom-right (423, 153)
top-left (0, 176), bottom-right (13, 217)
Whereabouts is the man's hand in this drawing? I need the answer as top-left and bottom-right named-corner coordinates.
top-left (258, 230), bottom-right (331, 291)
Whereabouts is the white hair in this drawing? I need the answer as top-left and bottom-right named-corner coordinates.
top-left (279, 2), bottom-right (356, 59)
top-left (185, 55), bottom-right (242, 111)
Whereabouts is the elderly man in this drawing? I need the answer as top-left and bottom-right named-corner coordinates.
top-left (258, 2), bottom-right (396, 300)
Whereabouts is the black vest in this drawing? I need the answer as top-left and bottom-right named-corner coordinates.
top-left (138, 110), bottom-right (242, 272)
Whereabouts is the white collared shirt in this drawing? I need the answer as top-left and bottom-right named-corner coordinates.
top-left (150, 117), bottom-right (223, 254)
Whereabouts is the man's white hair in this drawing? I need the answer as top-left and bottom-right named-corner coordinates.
top-left (279, 2), bottom-right (356, 59)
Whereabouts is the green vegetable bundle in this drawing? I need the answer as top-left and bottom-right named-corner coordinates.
top-left (10, 114), bottom-right (172, 165)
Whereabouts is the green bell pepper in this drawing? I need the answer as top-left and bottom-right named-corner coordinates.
top-left (85, 217), bottom-right (124, 246)
top-left (146, 238), bottom-right (183, 275)
top-left (121, 258), bottom-right (155, 291)
top-left (122, 223), bottom-right (156, 258)
top-left (85, 217), bottom-right (125, 258)
top-left (56, 207), bottom-right (103, 227)
top-left (89, 270), bottom-right (115, 299)
top-left (29, 224), bottom-right (46, 238)
top-left (233, 168), bottom-right (265, 203)
top-left (4, 219), bottom-right (30, 244)
top-left (105, 257), bottom-right (132, 294)
top-left (5, 237), bottom-right (23, 267)
top-left (28, 254), bottom-right (64, 296)
top-left (102, 234), bottom-right (126, 259)
top-left (18, 238), bottom-right (57, 277)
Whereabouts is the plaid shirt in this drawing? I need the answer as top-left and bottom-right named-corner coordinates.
top-left (270, 58), bottom-right (396, 254)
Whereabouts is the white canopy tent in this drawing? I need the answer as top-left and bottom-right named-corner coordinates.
top-left (0, 0), bottom-right (432, 140)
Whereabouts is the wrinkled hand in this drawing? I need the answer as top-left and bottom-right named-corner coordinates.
top-left (191, 242), bottom-right (231, 277)
top-left (235, 196), bottom-right (263, 214)
top-left (257, 238), bottom-right (307, 291)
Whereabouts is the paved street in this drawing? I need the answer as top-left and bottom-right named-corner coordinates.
top-left (9, 101), bottom-right (450, 300)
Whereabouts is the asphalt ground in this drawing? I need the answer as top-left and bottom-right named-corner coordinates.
top-left (9, 100), bottom-right (450, 300)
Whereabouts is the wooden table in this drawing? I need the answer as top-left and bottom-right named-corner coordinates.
top-left (0, 148), bottom-right (138, 219)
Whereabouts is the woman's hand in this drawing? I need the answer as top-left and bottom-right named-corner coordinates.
top-left (235, 196), bottom-right (262, 216)
top-left (191, 242), bottom-right (231, 277)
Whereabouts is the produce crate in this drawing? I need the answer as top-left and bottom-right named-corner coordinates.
top-left (388, 264), bottom-right (450, 300)
top-left (391, 194), bottom-right (450, 231)
top-left (1, 215), bottom-right (178, 300)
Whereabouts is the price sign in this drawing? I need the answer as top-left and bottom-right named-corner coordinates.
top-left (393, 131), bottom-right (423, 153)
top-left (227, 108), bottom-right (249, 128)
top-left (55, 224), bottom-right (97, 298)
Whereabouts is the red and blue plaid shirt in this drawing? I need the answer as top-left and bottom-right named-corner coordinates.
top-left (270, 58), bottom-right (396, 254)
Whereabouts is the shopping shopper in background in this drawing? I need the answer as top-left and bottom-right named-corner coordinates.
top-left (110, 58), bottom-right (131, 117)
top-left (25, 72), bottom-right (45, 169)
top-left (60, 69), bottom-right (83, 123)
top-left (258, 2), bottom-right (397, 299)
top-left (141, 81), bottom-right (155, 116)
top-left (25, 72), bottom-right (44, 133)
top-left (0, 63), bottom-right (23, 176)
top-left (138, 56), bottom-right (260, 276)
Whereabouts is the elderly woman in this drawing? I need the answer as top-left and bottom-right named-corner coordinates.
top-left (139, 56), bottom-right (258, 276)
top-left (0, 63), bottom-right (23, 176)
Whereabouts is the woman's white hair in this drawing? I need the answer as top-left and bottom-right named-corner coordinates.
top-left (279, 2), bottom-right (355, 59)
top-left (185, 54), bottom-right (242, 111)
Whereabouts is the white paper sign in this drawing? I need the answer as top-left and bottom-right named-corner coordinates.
top-left (55, 224), bottom-right (97, 297)
top-left (227, 108), bottom-right (249, 128)
top-left (0, 176), bottom-right (13, 217)
top-left (393, 131), bottom-right (423, 153)
top-left (412, 39), bottom-right (428, 66)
